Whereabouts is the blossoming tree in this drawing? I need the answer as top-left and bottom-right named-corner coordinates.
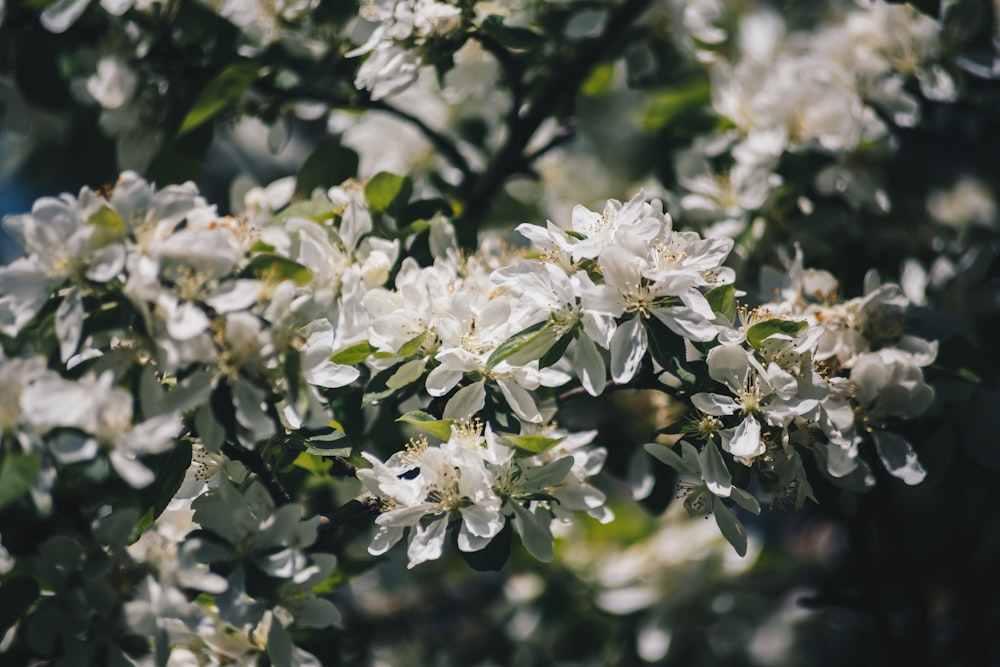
top-left (0, 0), bottom-right (998, 664)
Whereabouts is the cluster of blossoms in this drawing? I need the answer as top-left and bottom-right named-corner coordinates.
top-left (359, 419), bottom-right (611, 567)
top-left (0, 155), bottom-right (944, 660)
top-left (672, 0), bottom-right (957, 234)
top-left (348, 0), bottom-right (466, 99)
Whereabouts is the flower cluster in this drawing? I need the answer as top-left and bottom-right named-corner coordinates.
top-left (359, 419), bottom-right (610, 568)
top-left (672, 0), bottom-right (957, 234)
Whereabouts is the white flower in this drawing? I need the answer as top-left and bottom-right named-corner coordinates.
top-left (21, 370), bottom-right (182, 487)
top-left (358, 429), bottom-right (506, 568)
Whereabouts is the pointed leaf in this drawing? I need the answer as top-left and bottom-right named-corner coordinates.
top-left (486, 320), bottom-right (549, 369)
top-left (364, 172), bottom-right (412, 214)
top-left (396, 411), bottom-right (455, 441)
top-left (244, 254), bottom-right (313, 286)
top-left (500, 434), bottom-right (565, 454)
top-left (729, 486), bottom-right (761, 515)
top-left (699, 440), bottom-right (732, 498)
top-left (397, 331), bottom-right (428, 357)
top-left (296, 139), bottom-right (359, 197)
top-left (0, 452), bottom-right (41, 510)
top-left (330, 341), bottom-right (377, 365)
top-left (713, 500), bottom-right (748, 557)
top-left (644, 442), bottom-right (699, 477)
top-left (705, 284), bottom-right (737, 322)
top-left (746, 319), bottom-right (808, 350)
top-left (178, 61), bottom-right (262, 137)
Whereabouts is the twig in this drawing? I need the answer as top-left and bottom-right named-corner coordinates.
top-left (456, 0), bottom-right (656, 248)
top-left (469, 29), bottom-right (527, 115)
top-left (317, 494), bottom-right (381, 533)
top-left (328, 455), bottom-right (358, 478)
top-left (255, 82), bottom-right (475, 183)
top-left (221, 442), bottom-right (292, 505)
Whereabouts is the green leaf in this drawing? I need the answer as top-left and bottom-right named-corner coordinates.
top-left (364, 172), bottom-right (412, 214)
top-left (303, 442), bottom-right (351, 458)
top-left (362, 362), bottom-right (405, 407)
top-left (713, 500), bottom-right (748, 557)
top-left (644, 442), bottom-right (700, 477)
top-left (480, 15), bottom-right (545, 50)
top-left (398, 331), bottom-right (428, 357)
top-left (136, 439), bottom-right (193, 539)
top-left (296, 139), bottom-right (359, 197)
top-left (486, 321), bottom-right (555, 370)
top-left (500, 434), bottom-right (565, 454)
top-left (275, 200), bottom-right (338, 224)
top-left (680, 441), bottom-right (701, 474)
top-left (642, 78), bottom-right (711, 132)
top-left (331, 341), bottom-right (377, 365)
top-left (538, 331), bottom-right (574, 370)
top-left (250, 240), bottom-right (276, 253)
top-left (296, 423), bottom-right (351, 457)
top-left (87, 206), bottom-right (126, 238)
top-left (746, 319), bottom-right (808, 350)
top-left (729, 486), bottom-right (761, 516)
top-left (177, 61), bottom-right (262, 137)
top-left (244, 254), bottom-right (313, 286)
top-left (581, 62), bottom-right (616, 97)
top-left (396, 411), bottom-right (455, 441)
top-left (292, 452), bottom-right (330, 475)
top-left (0, 452), bottom-right (41, 511)
top-left (705, 284), bottom-right (737, 323)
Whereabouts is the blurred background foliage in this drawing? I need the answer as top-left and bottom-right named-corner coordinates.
top-left (2, 0), bottom-right (1000, 664)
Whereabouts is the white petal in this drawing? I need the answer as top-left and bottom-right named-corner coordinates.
top-left (40, 0), bottom-right (91, 33)
top-left (691, 392), bottom-right (740, 416)
top-left (723, 416), bottom-right (763, 459)
top-left (871, 430), bottom-right (926, 485)
top-left (443, 380), bottom-right (486, 420)
top-left (699, 440), bottom-right (732, 498)
top-left (123, 414), bottom-right (182, 455)
top-left (111, 451), bottom-right (155, 488)
top-left (205, 280), bottom-right (260, 313)
top-left (498, 378), bottom-right (541, 423)
top-left (609, 317), bottom-right (645, 384)
top-left (406, 517), bottom-right (448, 568)
top-left (425, 364), bottom-right (463, 397)
top-left (165, 301), bottom-right (210, 341)
top-left (305, 360), bottom-right (361, 389)
top-left (368, 525), bottom-right (405, 556)
top-left (651, 305), bottom-right (717, 342)
top-left (574, 335), bottom-right (606, 396)
top-left (85, 243), bottom-right (126, 282)
top-left (457, 504), bottom-right (503, 551)
top-left (49, 432), bottom-right (98, 464)
top-left (56, 288), bottom-right (84, 363)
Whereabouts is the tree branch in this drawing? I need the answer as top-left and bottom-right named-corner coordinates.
top-left (256, 82), bottom-right (475, 183)
top-left (317, 494), bottom-right (381, 533)
top-left (221, 442), bottom-right (292, 505)
top-left (455, 0), bottom-right (656, 248)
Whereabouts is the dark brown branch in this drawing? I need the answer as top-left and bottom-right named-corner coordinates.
top-left (469, 29), bottom-right (527, 114)
top-left (317, 494), bottom-right (381, 533)
top-left (455, 0), bottom-right (657, 248)
top-left (328, 455), bottom-right (358, 478)
top-left (221, 442), bottom-right (292, 505)
top-left (255, 82), bottom-right (475, 183)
